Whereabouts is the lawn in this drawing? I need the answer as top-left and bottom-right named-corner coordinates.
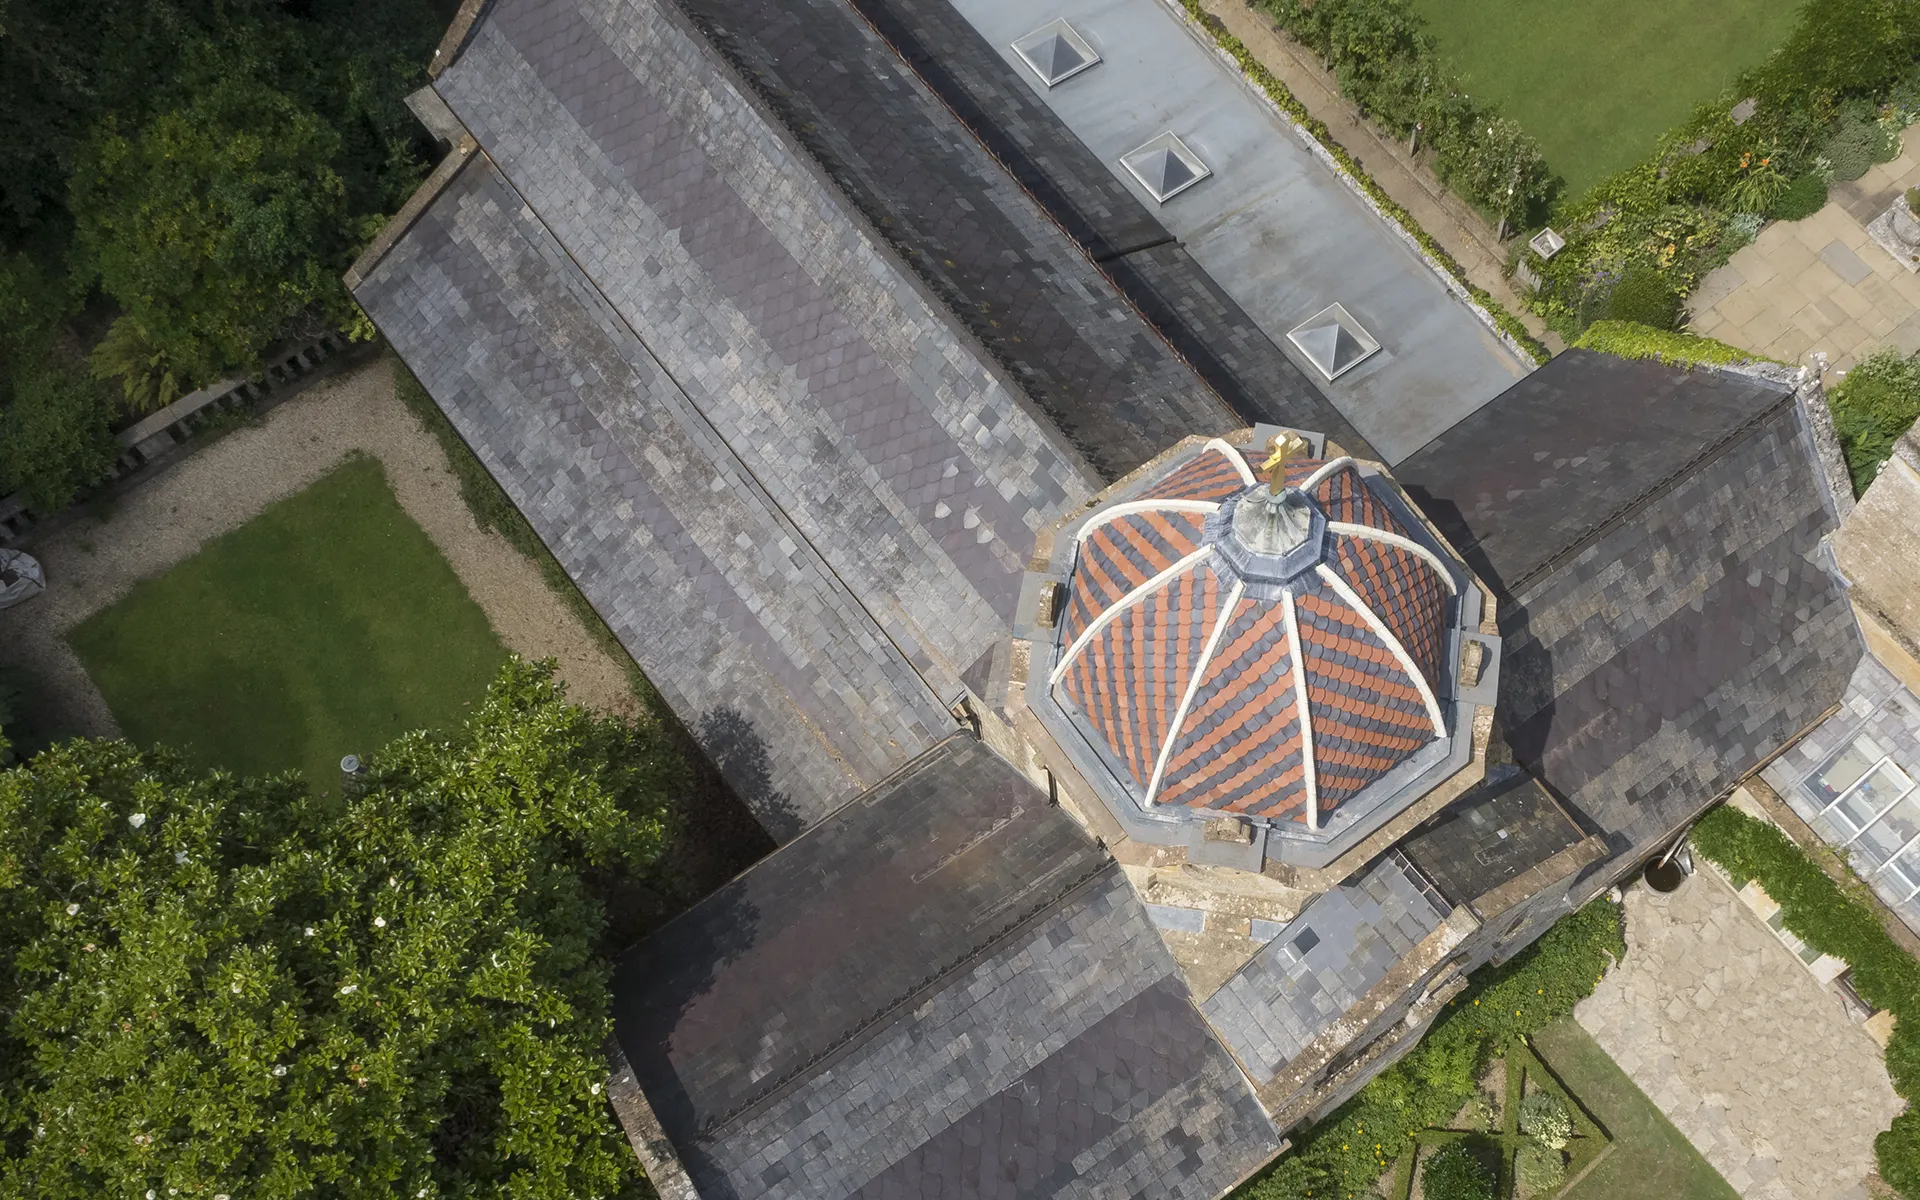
top-left (69, 454), bottom-right (506, 791)
top-left (1531, 1017), bottom-right (1741, 1200)
top-left (1410, 0), bottom-right (1805, 197)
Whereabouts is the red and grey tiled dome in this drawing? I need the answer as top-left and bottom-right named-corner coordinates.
top-left (1038, 434), bottom-right (1486, 856)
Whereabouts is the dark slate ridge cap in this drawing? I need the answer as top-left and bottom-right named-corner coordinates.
top-left (1401, 352), bottom-right (1795, 598)
top-left (611, 734), bottom-right (1111, 1144)
top-left (835, 0), bottom-right (1376, 456)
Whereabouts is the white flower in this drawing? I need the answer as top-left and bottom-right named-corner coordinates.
top-left (373, 917), bottom-right (386, 928)
top-left (147, 1191), bottom-right (156, 1199)
top-left (304, 927), bottom-right (316, 937)
top-left (174, 850), bottom-right (188, 864)
top-left (128, 813), bottom-right (147, 829)
top-left (417, 1190), bottom-right (428, 1198)
top-left (338, 984), bottom-right (358, 996)
top-left (389, 876), bottom-right (398, 889)
top-left (215, 1193), bottom-right (229, 1200)
top-left (590, 1082), bottom-right (602, 1095)
top-left (64, 903), bottom-right (78, 916)
top-left (272, 1065), bottom-right (287, 1077)
top-left (230, 981), bottom-right (241, 994)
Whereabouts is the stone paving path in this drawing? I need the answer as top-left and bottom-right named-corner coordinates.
top-left (1576, 872), bottom-right (1902, 1200)
top-left (0, 354), bottom-right (640, 743)
top-left (1692, 132), bottom-right (1920, 376)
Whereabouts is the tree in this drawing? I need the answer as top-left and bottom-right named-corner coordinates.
top-left (0, 359), bottom-right (120, 513)
top-left (68, 71), bottom-right (351, 388)
top-left (0, 660), bottom-right (682, 1199)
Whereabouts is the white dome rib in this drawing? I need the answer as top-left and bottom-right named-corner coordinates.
top-left (1279, 586), bottom-right (1320, 829)
top-left (1048, 544), bottom-right (1214, 687)
top-left (1317, 563), bottom-right (1446, 736)
top-left (1075, 498), bottom-right (1220, 544)
top-left (1324, 521), bottom-right (1458, 595)
top-left (1142, 579), bottom-right (1246, 806)
top-left (1296, 455), bottom-right (1356, 493)
top-left (1202, 437), bottom-right (1259, 486)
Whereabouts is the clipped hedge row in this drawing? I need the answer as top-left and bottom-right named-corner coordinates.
top-left (1571, 320), bottom-right (1772, 368)
top-left (1691, 804), bottom-right (1920, 1196)
top-left (1231, 898), bottom-right (1625, 1199)
top-left (1177, 1), bottom-right (1552, 365)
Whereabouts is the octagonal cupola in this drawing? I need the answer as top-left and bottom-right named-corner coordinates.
top-left (1030, 429), bottom-right (1497, 870)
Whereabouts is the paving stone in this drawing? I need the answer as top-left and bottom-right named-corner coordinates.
top-left (1576, 875), bottom-right (1902, 1200)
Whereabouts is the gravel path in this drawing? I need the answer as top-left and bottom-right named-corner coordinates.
top-left (0, 354), bottom-right (640, 742)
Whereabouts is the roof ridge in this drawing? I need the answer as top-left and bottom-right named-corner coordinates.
top-left (693, 854), bottom-right (1115, 1142)
top-left (1507, 386), bottom-right (1796, 595)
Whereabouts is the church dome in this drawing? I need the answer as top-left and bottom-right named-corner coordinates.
top-left (1045, 437), bottom-right (1461, 830)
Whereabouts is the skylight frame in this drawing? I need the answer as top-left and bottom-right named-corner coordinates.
top-left (1011, 19), bottom-right (1102, 88)
top-left (1286, 302), bottom-right (1383, 381)
top-left (1118, 131), bottom-right (1212, 204)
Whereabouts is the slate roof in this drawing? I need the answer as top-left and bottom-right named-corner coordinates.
top-left (661, 0), bottom-right (1265, 480)
top-left (1200, 851), bottom-right (1449, 1082)
top-left (1399, 767), bottom-right (1587, 908)
top-left (1397, 353), bottom-right (1862, 858)
top-left (353, 155), bottom-right (951, 839)
top-left (690, 0), bottom-right (1373, 454)
top-left (610, 736), bottom-right (1281, 1198)
top-left (1052, 443), bottom-right (1456, 822)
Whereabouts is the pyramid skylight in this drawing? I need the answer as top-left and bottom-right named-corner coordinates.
top-left (1119, 132), bottom-right (1211, 204)
top-left (1011, 19), bottom-right (1101, 88)
top-left (1287, 303), bottom-right (1381, 380)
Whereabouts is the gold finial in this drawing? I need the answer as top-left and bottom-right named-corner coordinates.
top-left (1261, 431), bottom-right (1311, 494)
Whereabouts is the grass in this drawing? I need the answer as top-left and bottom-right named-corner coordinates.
top-left (69, 454), bottom-right (507, 790)
top-left (1409, 0), bottom-right (1804, 197)
top-left (1531, 1017), bottom-right (1742, 1200)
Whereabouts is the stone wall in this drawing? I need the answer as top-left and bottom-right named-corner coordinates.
top-left (1834, 430), bottom-right (1920, 691)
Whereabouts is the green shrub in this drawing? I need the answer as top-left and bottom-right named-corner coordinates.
top-left (1828, 348), bottom-right (1920, 494)
top-left (1771, 172), bottom-right (1830, 220)
top-left (1516, 1141), bottom-right (1568, 1194)
top-left (1518, 1090), bottom-right (1572, 1150)
top-left (1422, 1140), bottom-right (1497, 1200)
top-left (0, 660), bottom-right (679, 1199)
top-left (1824, 112), bottom-right (1880, 181)
top-left (1691, 804), bottom-right (1920, 1194)
top-left (0, 361), bottom-right (120, 513)
top-left (1603, 265), bottom-right (1681, 330)
top-left (1253, 0), bottom-right (1556, 227)
top-left (1572, 320), bottom-right (1763, 367)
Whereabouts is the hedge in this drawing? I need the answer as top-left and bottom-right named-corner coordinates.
top-left (1176, 1), bottom-right (1552, 365)
top-left (1570, 320), bottom-right (1770, 368)
top-left (1690, 804), bottom-right (1920, 1196)
top-left (1231, 897), bottom-right (1625, 1199)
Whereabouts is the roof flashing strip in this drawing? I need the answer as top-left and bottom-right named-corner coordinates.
top-left (1316, 564), bottom-right (1446, 736)
top-left (1143, 579), bottom-right (1247, 806)
top-left (1049, 545), bottom-right (1215, 687)
top-left (1075, 498), bottom-right (1221, 544)
top-left (1324, 521), bottom-right (1459, 595)
top-left (1279, 587), bottom-right (1320, 829)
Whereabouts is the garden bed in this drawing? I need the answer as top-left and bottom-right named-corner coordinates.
top-left (1384, 1037), bottom-right (1611, 1200)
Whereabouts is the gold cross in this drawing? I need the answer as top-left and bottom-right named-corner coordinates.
top-left (1260, 431), bottom-right (1310, 493)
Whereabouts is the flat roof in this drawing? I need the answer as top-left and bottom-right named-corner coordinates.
top-left (946, 0), bottom-right (1530, 462)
